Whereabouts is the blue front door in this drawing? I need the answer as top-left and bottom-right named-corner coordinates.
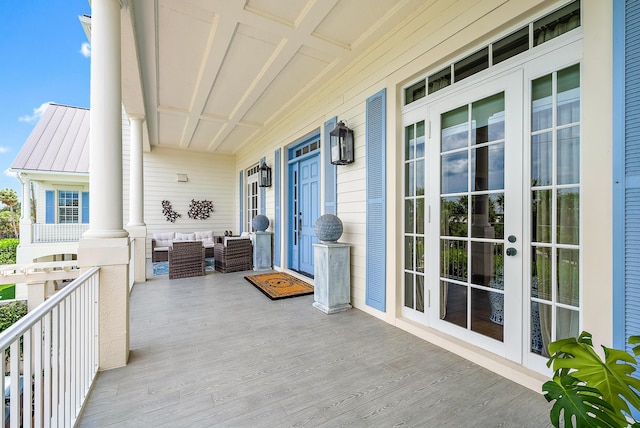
top-left (288, 136), bottom-right (320, 277)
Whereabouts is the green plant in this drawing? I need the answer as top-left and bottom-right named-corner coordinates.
top-left (0, 188), bottom-right (19, 238)
top-left (0, 301), bottom-right (27, 333)
top-left (0, 238), bottom-right (19, 265)
top-left (543, 331), bottom-right (640, 427)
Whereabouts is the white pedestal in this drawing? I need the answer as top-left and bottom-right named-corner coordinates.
top-left (252, 231), bottom-right (272, 271)
top-left (312, 242), bottom-right (351, 314)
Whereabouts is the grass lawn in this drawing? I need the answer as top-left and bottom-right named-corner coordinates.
top-left (0, 284), bottom-right (15, 300)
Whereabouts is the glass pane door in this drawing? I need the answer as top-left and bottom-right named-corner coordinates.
top-left (429, 71), bottom-right (523, 360)
top-left (439, 93), bottom-right (506, 342)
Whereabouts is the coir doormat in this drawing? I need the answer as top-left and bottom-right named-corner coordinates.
top-left (244, 272), bottom-right (314, 300)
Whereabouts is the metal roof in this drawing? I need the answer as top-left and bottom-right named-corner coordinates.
top-left (11, 103), bottom-right (90, 174)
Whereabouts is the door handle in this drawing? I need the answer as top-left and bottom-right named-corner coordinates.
top-left (298, 213), bottom-right (302, 238)
top-left (506, 247), bottom-right (517, 256)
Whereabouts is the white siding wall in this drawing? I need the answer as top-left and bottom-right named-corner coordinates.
top-left (141, 147), bottom-right (236, 257)
top-left (233, 0), bottom-right (613, 386)
top-left (119, 108), bottom-right (237, 258)
top-left (237, 0), bottom-right (576, 315)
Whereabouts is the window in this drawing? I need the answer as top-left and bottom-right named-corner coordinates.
top-left (58, 191), bottom-right (79, 224)
top-left (403, 121), bottom-right (426, 313)
top-left (403, 1), bottom-right (581, 102)
top-left (246, 165), bottom-right (260, 231)
top-left (530, 64), bottom-right (581, 356)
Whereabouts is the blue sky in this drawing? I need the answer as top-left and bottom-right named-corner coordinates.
top-left (0, 1), bottom-right (92, 196)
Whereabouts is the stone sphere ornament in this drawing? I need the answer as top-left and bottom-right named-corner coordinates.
top-left (314, 214), bottom-right (343, 243)
top-left (252, 214), bottom-right (270, 232)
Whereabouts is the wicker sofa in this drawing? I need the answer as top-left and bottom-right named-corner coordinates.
top-left (151, 231), bottom-right (216, 262)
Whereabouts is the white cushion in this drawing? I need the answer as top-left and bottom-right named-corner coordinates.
top-left (153, 232), bottom-right (175, 248)
top-left (175, 232), bottom-right (196, 241)
top-left (194, 230), bottom-right (213, 241)
top-left (154, 246), bottom-right (170, 252)
top-left (202, 242), bottom-right (215, 248)
top-left (201, 237), bottom-right (215, 246)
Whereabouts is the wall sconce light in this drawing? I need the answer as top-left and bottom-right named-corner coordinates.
top-left (259, 161), bottom-right (272, 187)
top-left (176, 173), bottom-right (188, 182)
top-left (330, 120), bottom-right (354, 165)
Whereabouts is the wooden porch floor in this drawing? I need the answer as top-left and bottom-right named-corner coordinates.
top-left (77, 268), bottom-right (552, 427)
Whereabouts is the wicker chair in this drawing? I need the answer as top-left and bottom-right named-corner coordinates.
top-left (213, 237), bottom-right (253, 273)
top-left (168, 241), bottom-right (206, 279)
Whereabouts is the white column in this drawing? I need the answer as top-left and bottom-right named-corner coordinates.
top-left (127, 116), bottom-right (145, 227)
top-left (18, 174), bottom-right (32, 247)
top-left (126, 115), bottom-right (147, 283)
top-left (19, 175), bottom-right (30, 222)
top-left (79, 0), bottom-right (130, 370)
top-left (85, 0), bottom-right (127, 240)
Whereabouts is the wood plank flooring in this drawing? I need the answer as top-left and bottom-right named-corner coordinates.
top-left (76, 268), bottom-right (552, 427)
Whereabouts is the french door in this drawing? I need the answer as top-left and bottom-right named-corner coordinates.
top-left (428, 72), bottom-right (523, 360)
top-left (403, 53), bottom-right (582, 369)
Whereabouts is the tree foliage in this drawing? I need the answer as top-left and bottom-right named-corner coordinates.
top-left (0, 239), bottom-right (19, 265)
top-left (0, 301), bottom-right (27, 333)
top-left (0, 188), bottom-right (19, 238)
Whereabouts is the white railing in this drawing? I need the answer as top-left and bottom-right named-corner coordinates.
top-left (32, 224), bottom-right (89, 243)
top-left (0, 261), bottom-right (79, 286)
top-left (0, 267), bottom-right (99, 428)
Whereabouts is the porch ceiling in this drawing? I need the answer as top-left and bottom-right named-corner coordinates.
top-left (123, 0), bottom-right (423, 154)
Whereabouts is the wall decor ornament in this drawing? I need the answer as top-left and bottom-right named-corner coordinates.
top-left (161, 200), bottom-right (181, 223)
top-left (187, 199), bottom-right (214, 220)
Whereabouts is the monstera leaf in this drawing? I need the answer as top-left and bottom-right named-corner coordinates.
top-left (543, 375), bottom-right (619, 428)
top-left (544, 331), bottom-right (640, 427)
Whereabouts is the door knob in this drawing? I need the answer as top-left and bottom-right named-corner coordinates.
top-left (506, 247), bottom-right (517, 256)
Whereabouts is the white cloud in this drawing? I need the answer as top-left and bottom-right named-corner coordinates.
top-left (0, 147), bottom-right (8, 154)
top-left (3, 169), bottom-right (17, 179)
top-left (80, 42), bottom-right (91, 58)
top-left (18, 102), bottom-right (51, 123)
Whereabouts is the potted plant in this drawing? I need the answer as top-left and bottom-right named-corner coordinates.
top-left (543, 331), bottom-right (640, 427)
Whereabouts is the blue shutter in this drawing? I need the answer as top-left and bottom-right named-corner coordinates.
top-left (365, 89), bottom-right (386, 312)
top-left (81, 192), bottom-right (89, 224)
top-left (239, 171), bottom-right (244, 234)
top-left (274, 148), bottom-right (282, 268)
top-left (324, 117), bottom-right (338, 215)
top-left (45, 190), bottom-right (55, 224)
top-left (260, 157), bottom-right (266, 216)
top-left (613, 0), bottom-right (640, 355)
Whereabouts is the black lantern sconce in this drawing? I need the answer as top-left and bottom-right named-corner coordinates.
top-left (330, 120), bottom-right (355, 165)
top-left (259, 160), bottom-right (272, 187)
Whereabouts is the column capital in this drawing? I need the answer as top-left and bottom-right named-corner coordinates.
top-left (128, 114), bottom-right (145, 122)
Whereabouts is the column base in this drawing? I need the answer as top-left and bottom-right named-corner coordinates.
top-left (78, 237), bottom-right (130, 370)
top-left (312, 301), bottom-right (352, 314)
